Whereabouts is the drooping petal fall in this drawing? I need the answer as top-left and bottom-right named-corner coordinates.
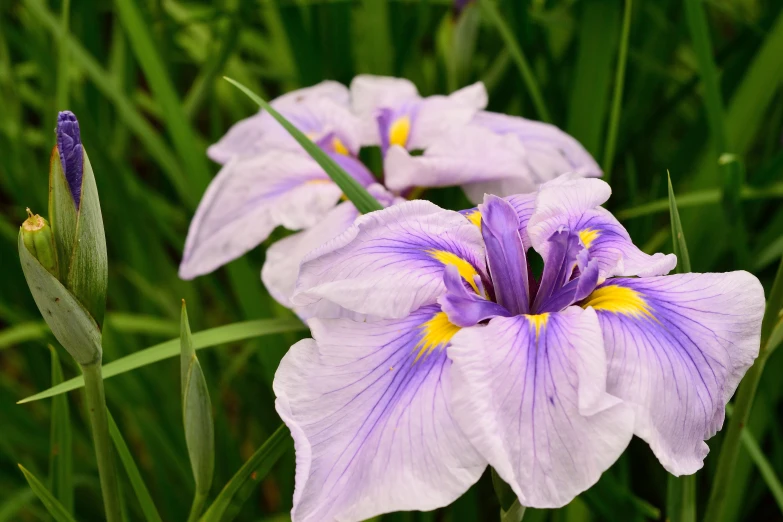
top-left (581, 273), bottom-right (764, 475)
top-left (448, 307), bottom-right (634, 508)
top-left (293, 201), bottom-right (487, 319)
top-left (274, 305), bottom-right (486, 522)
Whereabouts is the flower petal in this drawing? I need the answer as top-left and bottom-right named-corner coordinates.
top-left (179, 151), bottom-right (342, 279)
top-left (274, 306), bottom-right (486, 522)
top-left (582, 273), bottom-right (764, 474)
top-left (406, 83), bottom-right (488, 151)
top-left (292, 201), bottom-right (486, 319)
top-left (262, 185), bottom-right (402, 320)
top-left (207, 81), bottom-right (354, 163)
top-left (448, 307), bottom-right (634, 508)
top-left (528, 176), bottom-right (676, 278)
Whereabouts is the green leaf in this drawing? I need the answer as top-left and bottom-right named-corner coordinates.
top-left (566, 0), bottom-right (621, 156)
top-left (180, 301), bottom-right (195, 399)
top-left (48, 345), bottom-right (73, 514)
top-left (0, 322), bottom-right (47, 350)
top-left (18, 318), bottom-right (306, 404)
top-left (602, 0), bottom-right (632, 181)
top-left (491, 468), bottom-right (517, 512)
top-left (223, 77), bottom-right (384, 215)
top-left (113, 0), bottom-right (212, 201)
top-left (478, 0), bottom-right (551, 123)
top-left (762, 256), bottom-right (783, 348)
top-left (731, 409), bottom-right (783, 515)
top-left (65, 149), bottom-right (108, 327)
top-left (18, 232), bottom-right (102, 366)
top-left (201, 424), bottom-right (292, 522)
top-left (18, 464), bottom-right (77, 522)
top-left (667, 173), bottom-right (692, 273)
top-left (48, 144), bottom-right (78, 285)
top-left (666, 475), bottom-right (696, 522)
top-left (107, 411), bottom-right (163, 522)
top-left (0, 488), bottom-right (35, 522)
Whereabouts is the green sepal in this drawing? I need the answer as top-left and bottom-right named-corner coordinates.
top-left (48, 146), bottom-right (108, 327)
top-left (18, 232), bottom-right (102, 366)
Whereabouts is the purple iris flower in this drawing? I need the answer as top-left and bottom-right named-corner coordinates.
top-left (56, 111), bottom-right (84, 208)
top-left (276, 174), bottom-right (764, 520)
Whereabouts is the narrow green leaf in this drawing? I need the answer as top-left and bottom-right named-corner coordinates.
top-left (113, 0), bottom-right (212, 200)
top-left (201, 424), bottom-right (292, 522)
top-left (762, 257), bottom-right (783, 346)
top-left (357, 0), bottom-right (394, 76)
top-left (18, 464), bottom-right (77, 522)
top-left (0, 322), bottom-right (47, 350)
top-left (180, 300), bottom-right (195, 399)
top-left (107, 411), bottom-right (163, 522)
top-left (54, 0), bottom-right (70, 113)
top-left (566, 0), bottom-right (621, 156)
top-left (667, 173), bottom-right (691, 273)
top-left (491, 468), bottom-right (517, 512)
top-left (48, 345), bottom-right (72, 514)
top-left (666, 475), bottom-right (696, 522)
top-left (765, 317), bottom-right (783, 358)
top-left (18, 318), bottom-right (306, 403)
top-left (500, 499), bottom-right (526, 522)
top-left (224, 77), bottom-right (383, 215)
top-left (18, 233), bottom-right (102, 366)
top-left (602, 0), bottom-right (632, 181)
top-left (478, 0), bottom-right (551, 123)
top-left (0, 488), bottom-right (35, 522)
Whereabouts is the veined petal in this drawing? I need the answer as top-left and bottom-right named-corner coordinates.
top-left (274, 306), bottom-right (486, 522)
top-left (179, 151), bottom-right (342, 279)
top-left (528, 176), bottom-right (676, 278)
top-left (292, 201), bottom-right (486, 319)
top-left (449, 307), bottom-right (634, 508)
top-left (406, 83), bottom-right (488, 151)
top-left (207, 81), bottom-right (354, 163)
top-left (262, 185), bottom-right (403, 320)
top-left (461, 193), bottom-right (536, 249)
top-left (582, 273), bottom-right (764, 475)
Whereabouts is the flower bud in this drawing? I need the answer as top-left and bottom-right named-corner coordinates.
top-left (21, 209), bottom-right (58, 277)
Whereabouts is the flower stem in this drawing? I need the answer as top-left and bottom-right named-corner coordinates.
top-left (82, 360), bottom-right (122, 522)
top-left (186, 491), bottom-right (208, 522)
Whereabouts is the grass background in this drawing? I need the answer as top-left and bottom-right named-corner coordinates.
top-left (1, 0), bottom-right (783, 520)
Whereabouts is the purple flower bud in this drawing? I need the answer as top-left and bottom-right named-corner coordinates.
top-left (56, 111), bottom-right (84, 208)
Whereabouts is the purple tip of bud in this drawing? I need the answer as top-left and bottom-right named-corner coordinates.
top-left (57, 111), bottom-right (84, 208)
top-left (453, 0), bottom-right (472, 15)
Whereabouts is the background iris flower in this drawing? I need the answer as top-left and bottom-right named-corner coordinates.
top-left (278, 174), bottom-right (764, 520)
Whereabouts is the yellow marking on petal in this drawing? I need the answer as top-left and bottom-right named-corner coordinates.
top-left (579, 228), bottom-right (600, 248)
top-left (389, 116), bottom-right (411, 147)
top-left (525, 313), bottom-right (549, 338)
top-left (332, 137), bottom-right (349, 156)
top-left (465, 210), bottom-right (482, 229)
top-left (428, 249), bottom-right (479, 293)
top-left (306, 178), bottom-right (332, 185)
top-left (414, 312), bottom-right (461, 362)
top-left (581, 285), bottom-right (655, 320)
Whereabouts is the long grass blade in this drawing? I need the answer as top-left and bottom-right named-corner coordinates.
top-left (200, 424), bottom-right (292, 522)
top-left (18, 464), bottom-right (77, 522)
top-left (602, 0), bottom-right (632, 181)
top-left (48, 345), bottom-right (73, 514)
top-left (478, 0), bottom-right (551, 123)
top-left (18, 318), bottom-right (306, 403)
top-left (107, 412), bottom-right (163, 522)
top-left (667, 173), bottom-right (692, 273)
top-left (224, 77), bottom-right (383, 214)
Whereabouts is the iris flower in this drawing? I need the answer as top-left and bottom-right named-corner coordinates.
top-left (275, 174), bottom-right (764, 520)
top-left (180, 76), bottom-right (602, 321)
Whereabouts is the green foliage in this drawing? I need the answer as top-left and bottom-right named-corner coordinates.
top-left (2, 0), bottom-right (783, 520)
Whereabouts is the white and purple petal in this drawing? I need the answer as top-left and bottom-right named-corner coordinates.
top-left (275, 306), bottom-right (485, 522)
top-left (582, 273), bottom-right (764, 475)
top-left (448, 307), bottom-right (634, 507)
top-left (528, 176), bottom-right (677, 278)
top-left (180, 150), bottom-right (366, 279)
top-left (293, 200), bottom-right (487, 319)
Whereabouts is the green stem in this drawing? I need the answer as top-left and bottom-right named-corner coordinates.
top-left (186, 491), bottom-right (208, 522)
top-left (82, 361), bottom-right (122, 522)
top-left (702, 350), bottom-right (768, 522)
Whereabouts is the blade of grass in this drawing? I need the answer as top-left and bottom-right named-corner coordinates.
top-left (224, 77), bottom-right (383, 214)
top-left (18, 318), bottom-right (306, 403)
top-left (666, 172), bottom-right (695, 522)
top-left (54, 0), bottom-right (70, 113)
top-left (47, 346), bottom-right (73, 514)
top-left (478, 0), bottom-right (551, 123)
top-left (18, 464), bottom-right (77, 522)
top-left (602, 0), bottom-right (632, 182)
top-left (566, 0), bottom-right (621, 156)
top-left (107, 411), bottom-right (162, 522)
top-left (113, 0), bottom-right (212, 200)
top-left (501, 500), bottom-right (526, 522)
top-left (0, 488), bottom-right (35, 522)
top-left (200, 424), bottom-right (292, 522)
